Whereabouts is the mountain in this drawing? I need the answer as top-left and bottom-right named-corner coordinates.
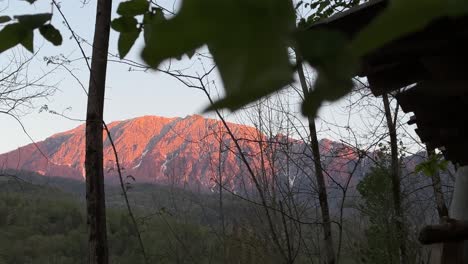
top-left (0, 115), bottom-right (359, 191)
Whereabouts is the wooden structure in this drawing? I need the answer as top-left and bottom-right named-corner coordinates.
top-left (310, 0), bottom-right (468, 263)
top-left (313, 0), bottom-right (468, 165)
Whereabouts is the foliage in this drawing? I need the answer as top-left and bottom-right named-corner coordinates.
top-left (2, 0), bottom-right (468, 117)
top-left (356, 159), bottom-right (425, 264)
top-left (298, 0), bottom-right (361, 24)
top-left (350, 0), bottom-right (468, 56)
top-left (415, 152), bottom-right (449, 176)
top-left (110, 0), bottom-right (468, 115)
top-left (110, 0), bottom-right (148, 58)
top-left (295, 28), bottom-right (358, 116)
top-left (356, 166), bottom-right (400, 264)
top-left (0, 9), bottom-right (62, 53)
top-left (0, 178), bottom-right (283, 263)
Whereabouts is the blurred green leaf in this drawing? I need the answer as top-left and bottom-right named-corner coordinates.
top-left (39, 24), bottom-right (62, 46)
top-left (0, 16), bottom-right (11, 24)
top-left (142, 9), bottom-right (165, 45)
top-left (141, 0), bottom-right (295, 112)
top-left (296, 29), bottom-right (357, 116)
top-left (14, 13), bottom-right (52, 29)
top-left (117, 0), bottom-right (149, 17)
top-left (351, 0), bottom-right (468, 56)
top-left (0, 14), bottom-right (54, 53)
top-left (447, 0), bottom-right (468, 15)
top-left (20, 30), bottom-right (34, 52)
top-left (111, 16), bottom-right (139, 33)
top-left (186, 49), bottom-right (196, 59)
top-left (318, 2), bottom-right (329, 13)
top-left (0, 23), bottom-right (30, 53)
top-left (118, 29), bottom-right (140, 59)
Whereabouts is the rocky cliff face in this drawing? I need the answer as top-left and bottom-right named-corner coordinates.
top-left (0, 115), bottom-right (359, 191)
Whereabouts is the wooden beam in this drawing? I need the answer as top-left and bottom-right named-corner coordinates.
top-left (419, 219), bottom-right (468, 244)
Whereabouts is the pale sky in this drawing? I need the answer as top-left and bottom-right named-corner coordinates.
top-left (0, 0), bottom-right (214, 153)
top-left (0, 0), bottom-right (419, 155)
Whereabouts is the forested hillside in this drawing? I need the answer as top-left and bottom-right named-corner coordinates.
top-left (0, 166), bottom-right (454, 263)
top-left (0, 174), bottom-right (280, 264)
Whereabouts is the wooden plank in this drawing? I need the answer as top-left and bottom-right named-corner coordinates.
top-left (367, 62), bottom-right (428, 96)
top-left (419, 219), bottom-right (468, 244)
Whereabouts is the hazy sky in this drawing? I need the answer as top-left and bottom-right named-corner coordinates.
top-left (0, 0), bottom-right (414, 155)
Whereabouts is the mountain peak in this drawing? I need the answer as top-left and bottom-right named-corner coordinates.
top-left (0, 115), bottom-right (357, 190)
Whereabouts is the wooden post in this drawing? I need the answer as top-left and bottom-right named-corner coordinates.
top-left (446, 166), bottom-right (468, 263)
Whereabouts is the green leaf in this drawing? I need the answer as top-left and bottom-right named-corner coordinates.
top-left (447, 0), bottom-right (468, 15)
top-left (415, 163), bottom-right (434, 176)
top-left (117, 0), bottom-right (149, 16)
top-left (14, 13), bottom-right (52, 29)
top-left (310, 2), bottom-right (320, 9)
top-left (317, 1), bottom-right (329, 13)
top-left (141, 0), bottom-right (296, 112)
top-left (0, 23), bottom-right (30, 53)
top-left (186, 49), bottom-right (196, 59)
top-left (296, 29), bottom-right (357, 117)
top-left (39, 24), bottom-right (62, 46)
top-left (118, 29), bottom-right (140, 59)
top-left (415, 153), bottom-right (448, 176)
top-left (350, 0), bottom-right (468, 56)
top-left (20, 29), bottom-right (34, 52)
top-left (143, 9), bottom-right (165, 45)
top-left (0, 16), bottom-right (11, 24)
top-left (111, 15), bottom-right (141, 57)
top-left (0, 14), bottom-right (55, 53)
top-left (111, 16), bottom-right (139, 33)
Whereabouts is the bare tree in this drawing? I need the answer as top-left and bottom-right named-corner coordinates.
top-left (382, 93), bottom-right (408, 264)
top-left (1, 51), bottom-right (56, 117)
top-left (296, 52), bottom-right (336, 264)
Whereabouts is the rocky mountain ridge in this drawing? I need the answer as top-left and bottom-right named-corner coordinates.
top-left (0, 115), bottom-right (359, 191)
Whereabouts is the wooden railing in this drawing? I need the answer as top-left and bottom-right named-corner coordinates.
top-left (419, 219), bottom-right (468, 264)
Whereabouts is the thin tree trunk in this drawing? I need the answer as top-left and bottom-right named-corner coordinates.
top-left (382, 93), bottom-right (407, 264)
top-left (426, 147), bottom-right (451, 263)
top-left (426, 148), bottom-right (449, 221)
top-left (85, 0), bottom-right (112, 263)
top-left (218, 132), bottom-right (227, 262)
top-left (297, 54), bottom-right (335, 264)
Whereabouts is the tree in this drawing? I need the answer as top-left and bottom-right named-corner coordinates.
top-left (0, 52), bottom-right (53, 113)
top-left (84, 0), bottom-right (113, 263)
top-left (382, 93), bottom-right (408, 264)
top-left (297, 52), bottom-right (336, 264)
top-left (416, 149), bottom-right (449, 222)
top-left (357, 164), bottom-right (400, 264)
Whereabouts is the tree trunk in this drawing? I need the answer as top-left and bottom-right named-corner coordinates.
top-left (382, 93), bottom-right (407, 264)
top-left (85, 0), bottom-right (112, 263)
top-left (426, 148), bottom-right (449, 221)
top-left (297, 54), bottom-right (335, 264)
